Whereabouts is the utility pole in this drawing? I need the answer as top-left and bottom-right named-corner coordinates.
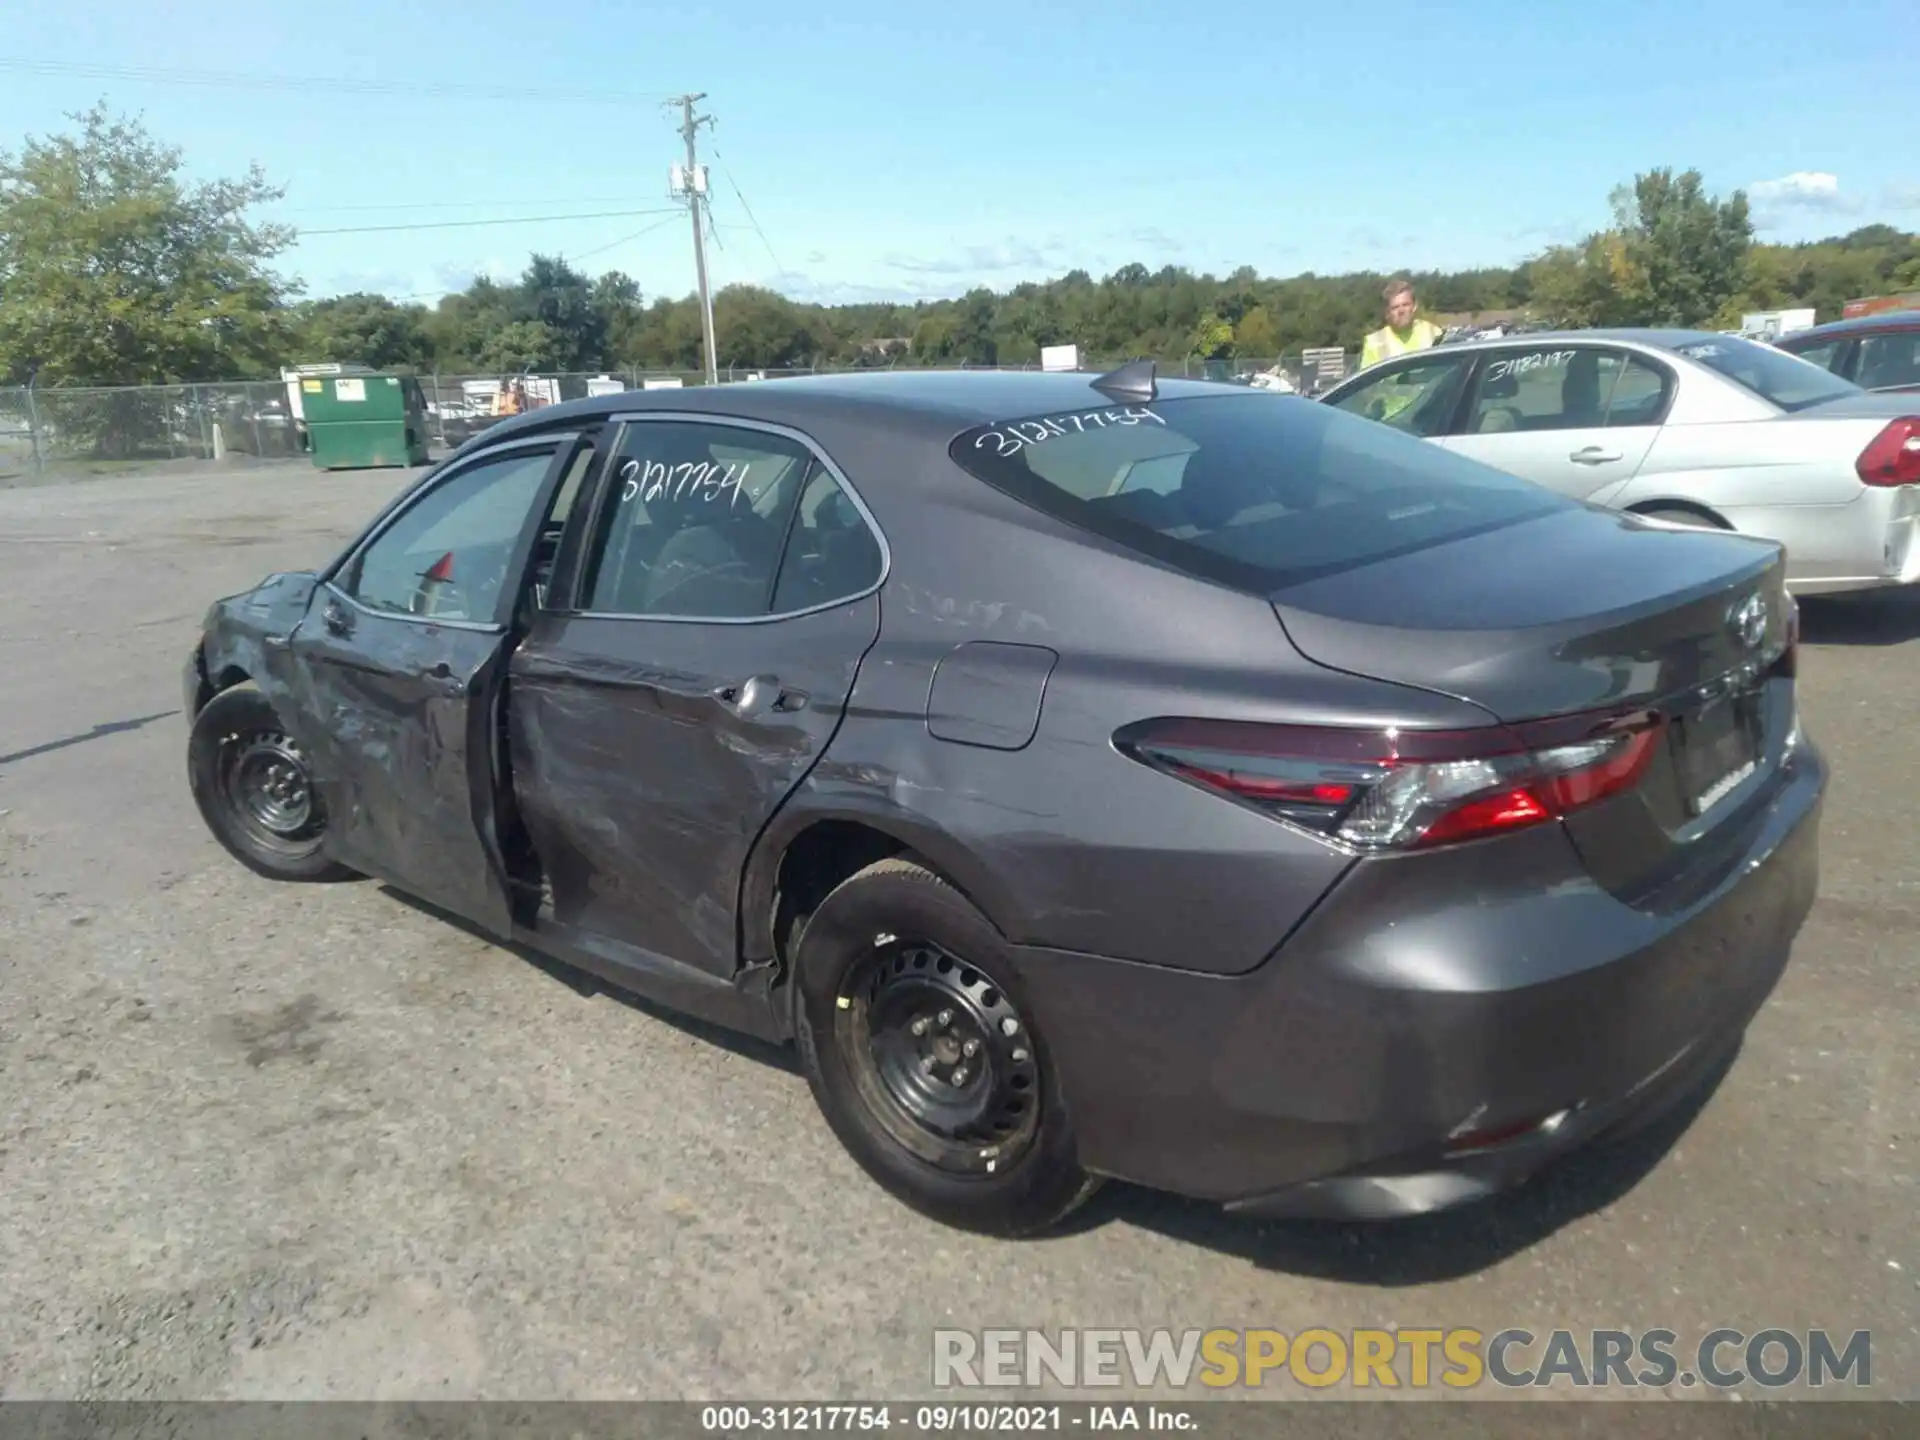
top-left (668, 93), bottom-right (719, 386)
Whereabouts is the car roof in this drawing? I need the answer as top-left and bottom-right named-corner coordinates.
top-left (1776, 311), bottom-right (1920, 342)
top-left (454, 368), bottom-right (1242, 453)
top-left (1426, 327), bottom-right (1735, 353)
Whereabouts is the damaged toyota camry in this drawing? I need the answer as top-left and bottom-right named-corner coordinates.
top-left (183, 364), bottom-right (1825, 1236)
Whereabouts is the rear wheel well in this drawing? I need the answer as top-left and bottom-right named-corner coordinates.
top-left (1626, 499), bottom-right (1731, 530)
top-left (769, 821), bottom-right (909, 969)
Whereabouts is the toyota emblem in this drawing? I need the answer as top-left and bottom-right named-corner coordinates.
top-left (1728, 593), bottom-right (1768, 650)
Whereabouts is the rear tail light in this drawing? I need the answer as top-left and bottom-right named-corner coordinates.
top-left (1115, 709), bottom-right (1666, 851)
top-left (1856, 418), bottom-right (1920, 487)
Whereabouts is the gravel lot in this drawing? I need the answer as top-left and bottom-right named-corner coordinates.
top-left (0, 460), bottom-right (1915, 1404)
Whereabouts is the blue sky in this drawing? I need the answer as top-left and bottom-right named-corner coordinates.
top-left (2, 0), bottom-right (1915, 309)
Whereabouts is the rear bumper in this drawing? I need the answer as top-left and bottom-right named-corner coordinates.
top-left (1006, 738), bottom-right (1826, 1219)
top-left (1738, 484), bottom-right (1920, 595)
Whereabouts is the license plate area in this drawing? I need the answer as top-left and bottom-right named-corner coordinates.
top-left (1673, 687), bottom-right (1764, 817)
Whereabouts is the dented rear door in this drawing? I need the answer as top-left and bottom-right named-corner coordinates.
top-left (506, 414), bottom-right (886, 978)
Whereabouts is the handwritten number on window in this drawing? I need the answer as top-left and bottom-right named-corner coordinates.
top-left (973, 407), bottom-right (1167, 459)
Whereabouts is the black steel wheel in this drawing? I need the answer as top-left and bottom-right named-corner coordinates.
top-left (187, 682), bottom-right (354, 883)
top-left (839, 938), bottom-right (1043, 1175)
top-left (793, 857), bottom-right (1098, 1236)
top-left (221, 727), bottom-right (322, 850)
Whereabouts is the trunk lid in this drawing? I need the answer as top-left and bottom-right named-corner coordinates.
top-left (1781, 391), bottom-right (1920, 422)
top-left (1270, 504), bottom-right (1799, 903)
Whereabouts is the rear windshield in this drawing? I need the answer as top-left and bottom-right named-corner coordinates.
top-left (948, 392), bottom-right (1571, 593)
top-left (1669, 334), bottom-right (1860, 412)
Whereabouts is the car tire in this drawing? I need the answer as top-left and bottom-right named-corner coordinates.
top-left (791, 857), bottom-right (1100, 1236)
top-left (187, 682), bottom-right (354, 884)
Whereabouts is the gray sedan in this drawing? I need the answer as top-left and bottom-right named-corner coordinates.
top-left (1321, 329), bottom-right (1920, 595)
top-left (182, 365), bottom-right (1824, 1235)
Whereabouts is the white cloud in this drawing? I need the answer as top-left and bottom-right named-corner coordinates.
top-left (1749, 171), bottom-right (1847, 211)
top-left (884, 240), bottom-right (1053, 276)
top-left (765, 271), bottom-right (957, 305)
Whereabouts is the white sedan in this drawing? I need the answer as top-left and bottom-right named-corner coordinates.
top-left (1319, 329), bottom-right (1920, 595)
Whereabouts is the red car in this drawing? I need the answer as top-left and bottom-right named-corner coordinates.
top-left (1774, 311), bottom-right (1920, 394)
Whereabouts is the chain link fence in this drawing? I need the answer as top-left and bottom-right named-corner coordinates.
top-left (0, 352), bottom-right (1362, 478)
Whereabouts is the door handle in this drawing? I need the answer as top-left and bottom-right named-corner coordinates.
top-left (323, 600), bottom-right (353, 636)
top-left (1570, 446), bottom-right (1623, 464)
top-left (426, 659), bottom-right (467, 695)
top-left (712, 674), bottom-right (795, 719)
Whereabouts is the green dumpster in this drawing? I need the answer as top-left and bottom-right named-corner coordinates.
top-left (300, 373), bottom-right (431, 470)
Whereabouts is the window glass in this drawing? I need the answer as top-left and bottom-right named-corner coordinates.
top-left (530, 442), bottom-right (597, 609)
top-left (1670, 334), bottom-right (1859, 411)
top-left (771, 468), bottom-right (884, 613)
top-left (1603, 355), bottom-right (1671, 427)
top-left (1327, 354), bottom-right (1470, 437)
top-left (1856, 332), bottom-right (1920, 390)
top-left (342, 448), bottom-right (554, 622)
top-left (1462, 346), bottom-right (1647, 433)
top-left (1782, 338), bottom-right (1844, 375)
top-left (950, 393), bottom-right (1568, 594)
top-left (584, 421), bottom-right (813, 617)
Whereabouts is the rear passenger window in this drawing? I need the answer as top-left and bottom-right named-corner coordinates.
top-left (1602, 356), bottom-right (1672, 427)
top-left (1857, 333), bottom-right (1920, 391)
top-left (772, 468), bottom-right (884, 613)
top-left (581, 421), bottom-right (814, 618)
top-left (1785, 339), bottom-right (1843, 375)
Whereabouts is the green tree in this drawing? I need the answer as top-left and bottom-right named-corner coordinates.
top-left (1525, 233), bottom-right (1642, 328)
top-left (474, 319), bottom-right (562, 372)
top-left (522, 253), bottom-right (605, 370)
top-left (289, 293), bottom-right (434, 370)
top-left (0, 103), bottom-right (295, 386)
top-left (1234, 305), bottom-right (1280, 359)
top-left (714, 284), bottom-right (821, 368)
top-left (1609, 167), bottom-right (1754, 326)
top-left (592, 271), bottom-right (646, 366)
top-left (1187, 313), bottom-right (1234, 360)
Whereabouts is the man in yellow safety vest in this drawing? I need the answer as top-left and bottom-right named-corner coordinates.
top-left (1360, 277), bottom-right (1444, 370)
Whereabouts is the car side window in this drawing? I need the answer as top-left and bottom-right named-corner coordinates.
top-left (1786, 339), bottom-right (1844, 375)
top-left (1601, 355), bottom-right (1672, 427)
top-left (1463, 346), bottom-right (1632, 434)
top-left (583, 421), bottom-right (814, 618)
top-left (339, 447), bottom-right (556, 623)
top-left (1857, 332), bottom-right (1920, 390)
top-left (529, 441), bottom-right (599, 610)
top-left (770, 467), bottom-right (884, 613)
top-left (1328, 355), bottom-right (1470, 437)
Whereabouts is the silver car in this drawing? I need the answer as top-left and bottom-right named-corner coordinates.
top-left (1320, 329), bottom-right (1920, 595)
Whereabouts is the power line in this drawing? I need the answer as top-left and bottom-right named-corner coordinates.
top-left (569, 213), bottom-right (683, 262)
top-left (295, 207), bottom-right (679, 236)
top-left (282, 197), bottom-right (637, 216)
top-left (0, 56), bottom-right (667, 104)
top-left (709, 146), bottom-right (784, 275)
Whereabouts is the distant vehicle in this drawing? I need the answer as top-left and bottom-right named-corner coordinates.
top-left (1772, 312), bottom-right (1920, 395)
top-left (1842, 292), bottom-right (1920, 320)
top-left (184, 365), bottom-right (1823, 1234)
top-left (1319, 329), bottom-right (1920, 595)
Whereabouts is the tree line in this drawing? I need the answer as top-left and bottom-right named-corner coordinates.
top-left (4, 104), bottom-right (1918, 389)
